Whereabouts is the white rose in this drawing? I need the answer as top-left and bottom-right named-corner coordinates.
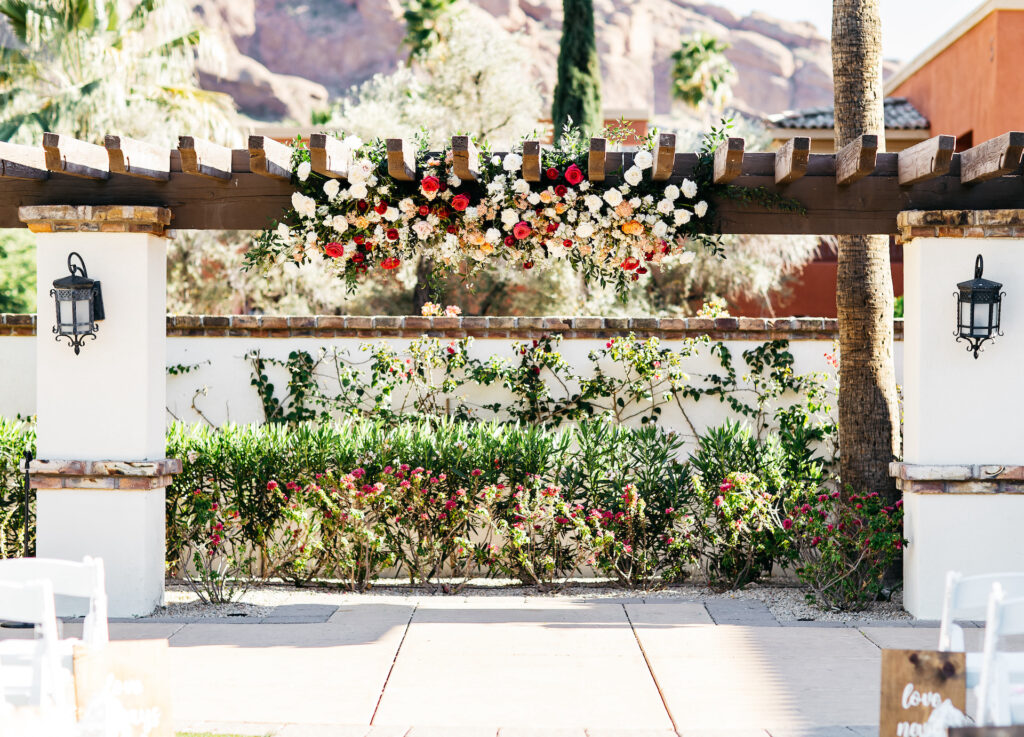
top-left (657, 199), bottom-right (673, 215)
top-left (491, 155), bottom-right (501, 166)
top-left (624, 166), bottom-right (642, 186)
top-left (291, 192), bottom-right (316, 218)
top-left (501, 209), bottom-right (519, 226)
top-left (485, 227), bottom-right (501, 243)
top-left (634, 150), bottom-right (654, 170)
top-left (585, 194), bottom-right (602, 211)
top-left (664, 184), bottom-right (680, 201)
top-left (385, 207), bottom-right (400, 222)
top-left (674, 209), bottom-right (692, 225)
top-left (503, 153), bottom-right (523, 172)
top-left (412, 220), bottom-right (433, 240)
top-left (653, 221), bottom-right (668, 238)
top-left (332, 215), bottom-right (348, 233)
top-left (678, 251), bottom-right (696, 265)
top-left (603, 188), bottom-right (624, 207)
top-left (305, 230), bottom-right (317, 245)
top-left (323, 179), bottom-right (340, 199)
top-left (465, 206), bottom-right (478, 219)
top-left (629, 197), bottom-right (641, 208)
top-left (576, 222), bottom-right (595, 239)
top-left (348, 182), bottom-right (368, 199)
top-left (399, 198), bottom-right (415, 213)
top-left (579, 181), bottom-right (590, 191)
top-left (695, 200), bottom-right (709, 218)
top-left (448, 174), bottom-right (462, 187)
top-left (681, 179), bottom-right (698, 199)
top-left (276, 223), bottom-right (291, 239)
top-left (527, 192), bottom-right (541, 205)
top-left (513, 178), bottom-right (530, 195)
top-left (296, 161), bottom-right (311, 181)
top-left (343, 135), bottom-right (363, 151)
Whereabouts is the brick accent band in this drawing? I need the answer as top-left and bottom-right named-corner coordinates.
top-left (1, 314), bottom-right (904, 341)
top-left (18, 205), bottom-right (172, 237)
top-left (27, 458), bottom-right (183, 491)
top-left (890, 462), bottom-right (1024, 494)
top-left (897, 209), bottom-right (1024, 242)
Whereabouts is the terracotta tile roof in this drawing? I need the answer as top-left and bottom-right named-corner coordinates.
top-left (767, 97), bottom-right (929, 131)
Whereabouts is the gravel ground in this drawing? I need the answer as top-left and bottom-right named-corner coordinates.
top-left (158, 578), bottom-right (911, 624)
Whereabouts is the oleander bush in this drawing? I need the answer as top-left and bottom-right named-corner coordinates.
top-left (0, 417), bottom-right (34, 558)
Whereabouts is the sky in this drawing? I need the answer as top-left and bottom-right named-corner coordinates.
top-left (712, 0), bottom-right (982, 62)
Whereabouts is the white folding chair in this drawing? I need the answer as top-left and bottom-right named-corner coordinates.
top-left (0, 579), bottom-right (66, 710)
top-left (0, 557), bottom-right (108, 646)
top-left (938, 571), bottom-right (1024, 688)
top-left (976, 586), bottom-right (1024, 725)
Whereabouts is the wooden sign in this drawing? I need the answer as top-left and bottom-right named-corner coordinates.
top-left (950, 728), bottom-right (1024, 737)
top-left (880, 649), bottom-right (966, 737)
top-left (73, 640), bottom-right (173, 737)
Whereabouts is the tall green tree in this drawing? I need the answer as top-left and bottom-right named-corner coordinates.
top-left (0, 0), bottom-right (238, 146)
top-left (671, 33), bottom-right (735, 112)
top-left (831, 0), bottom-right (900, 501)
top-left (401, 0), bottom-right (458, 60)
top-left (552, 0), bottom-right (602, 140)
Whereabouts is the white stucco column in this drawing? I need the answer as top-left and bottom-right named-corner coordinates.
top-left (21, 205), bottom-right (178, 617)
top-left (895, 210), bottom-right (1024, 619)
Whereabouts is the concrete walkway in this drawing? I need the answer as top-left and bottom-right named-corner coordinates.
top-left (2, 596), bottom-right (977, 737)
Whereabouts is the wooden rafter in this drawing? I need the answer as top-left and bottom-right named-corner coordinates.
top-left (451, 136), bottom-right (480, 182)
top-left (897, 135), bottom-right (955, 186)
top-left (588, 138), bottom-right (606, 182)
top-left (836, 134), bottom-right (878, 186)
top-left (386, 139), bottom-right (416, 181)
top-left (43, 133), bottom-right (109, 180)
top-left (309, 134), bottom-right (349, 179)
top-left (248, 135), bottom-right (292, 180)
top-left (713, 137), bottom-right (744, 184)
top-left (5, 132), bottom-right (1024, 235)
top-left (104, 136), bottom-right (170, 182)
top-left (774, 137), bottom-right (809, 185)
top-left (522, 141), bottom-right (541, 182)
top-left (652, 133), bottom-right (676, 181)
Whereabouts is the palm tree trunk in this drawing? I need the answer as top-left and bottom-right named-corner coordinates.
top-left (832, 0), bottom-right (901, 502)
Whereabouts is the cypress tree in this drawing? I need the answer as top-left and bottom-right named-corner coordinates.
top-left (552, 0), bottom-right (602, 140)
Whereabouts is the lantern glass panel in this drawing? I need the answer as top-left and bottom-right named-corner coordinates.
top-left (972, 301), bottom-right (991, 337)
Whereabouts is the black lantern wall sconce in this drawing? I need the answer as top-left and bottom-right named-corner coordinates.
top-left (955, 254), bottom-right (1004, 359)
top-left (50, 252), bottom-right (104, 355)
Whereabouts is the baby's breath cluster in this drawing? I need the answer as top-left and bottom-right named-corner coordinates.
top-left (247, 129), bottom-right (715, 296)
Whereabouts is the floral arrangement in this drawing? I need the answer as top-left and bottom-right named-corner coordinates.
top-left (246, 127), bottom-right (733, 297)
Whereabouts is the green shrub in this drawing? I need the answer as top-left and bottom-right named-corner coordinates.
top-left (0, 418), bottom-right (35, 559)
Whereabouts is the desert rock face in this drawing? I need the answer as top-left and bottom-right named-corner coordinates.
top-left (192, 0), bottom-right (863, 124)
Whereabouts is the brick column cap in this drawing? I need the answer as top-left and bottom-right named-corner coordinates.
top-left (19, 205), bottom-right (172, 236)
top-left (25, 458), bottom-right (182, 490)
top-left (897, 209), bottom-right (1024, 241)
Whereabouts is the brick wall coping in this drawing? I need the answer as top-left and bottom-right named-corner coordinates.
top-left (890, 462), bottom-right (1024, 494)
top-left (898, 209), bottom-right (1024, 241)
top-left (26, 458), bottom-right (182, 491)
top-left (19, 205), bottom-right (172, 236)
top-left (1, 313), bottom-right (905, 341)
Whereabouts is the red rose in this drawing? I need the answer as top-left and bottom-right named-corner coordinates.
top-left (564, 164), bottom-right (583, 186)
top-left (545, 167), bottom-right (560, 180)
top-left (324, 242), bottom-right (344, 258)
top-left (447, 225), bottom-right (459, 234)
top-left (354, 235), bottom-right (366, 245)
top-left (621, 257), bottom-right (640, 271)
top-left (513, 222), bottom-right (532, 240)
top-left (418, 205), bottom-right (430, 217)
top-left (636, 266), bottom-right (648, 275)
top-left (562, 239), bottom-right (572, 248)
top-left (364, 241), bottom-right (373, 251)
top-left (420, 176), bottom-right (441, 193)
top-left (523, 260), bottom-right (534, 270)
top-left (546, 223), bottom-right (558, 234)
top-left (386, 229), bottom-right (399, 241)
top-left (451, 193), bottom-right (470, 211)
top-left (554, 184), bottom-right (567, 197)
top-left (374, 201), bottom-right (389, 215)
top-left (504, 235), bottom-right (515, 247)
top-left (382, 257), bottom-right (401, 270)
top-left (357, 200), bottom-right (369, 213)
top-left (351, 253), bottom-right (365, 264)
top-left (435, 206), bottom-right (449, 219)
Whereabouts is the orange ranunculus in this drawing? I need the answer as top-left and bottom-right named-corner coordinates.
top-left (621, 220), bottom-right (643, 236)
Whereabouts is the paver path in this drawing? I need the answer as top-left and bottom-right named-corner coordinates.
top-left (1, 596), bottom-right (975, 736)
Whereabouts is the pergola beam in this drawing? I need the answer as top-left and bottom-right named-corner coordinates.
top-left (836, 134), bottom-right (878, 186)
top-left (309, 134), bottom-right (349, 179)
top-left (43, 133), bottom-right (109, 180)
top-left (0, 142), bottom-right (48, 180)
top-left (248, 135), bottom-right (292, 181)
top-left (522, 141), bottom-right (541, 182)
top-left (104, 135), bottom-right (170, 182)
top-left (898, 134), bottom-right (956, 186)
top-left (960, 131), bottom-right (1024, 185)
top-left (713, 137), bottom-right (744, 184)
top-left (451, 136), bottom-right (480, 182)
top-left (177, 137), bottom-right (233, 181)
top-left (386, 138), bottom-right (416, 181)
top-left (652, 133), bottom-right (676, 181)
top-left (588, 137), bottom-right (606, 182)
top-left (774, 137), bottom-right (809, 185)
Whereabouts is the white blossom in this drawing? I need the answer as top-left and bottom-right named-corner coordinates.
top-left (384, 207), bottom-right (400, 222)
top-left (664, 184), bottom-right (680, 201)
top-left (678, 251), bottom-right (696, 264)
top-left (603, 189), bottom-right (624, 207)
top-left (485, 227), bottom-right (501, 243)
top-left (448, 174), bottom-right (462, 187)
top-left (501, 209), bottom-right (519, 226)
top-left (349, 160), bottom-right (372, 183)
top-left (305, 230), bottom-right (318, 245)
top-left (297, 161), bottom-right (312, 181)
top-left (276, 223), bottom-right (291, 240)
top-left (674, 210), bottom-right (692, 225)
top-left (653, 221), bottom-right (668, 238)
top-left (465, 206), bottom-right (478, 219)
top-left (399, 198), bottom-right (416, 213)
top-left (291, 192), bottom-right (317, 218)
top-left (579, 181), bottom-right (591, 191)
top-left (503, 153), bottom-right (522, 172)
top-left (527, 192), bottom-right (541, 205)
top-left (513, 178), bottom-right (530, 195)
top-left (323, 179), bottom-right (340, 199)
top-left (682, 179), bottom-right (698, 199)
top-left (629, 197), bottom-right (641, 208)
top-left (491, 155), bottom-right (501, 166)
top-left (343, 135), bottom-right (363, 151)
top-left (413, 220), bottom-right (434, 240)
top-left (695, 200), bottom-right (709, 218)
top-left (634, 150), bottom-right (654, 170)
top-left (624, 166), bottom-right (642, 186)
top-left (576, 222), bottom-right (595, 239)
top-left (657, 199), bottom-right (673, 215)
top-left (348, 182), bottom-right (368, 199)
top-left (584, 194), bottom-right (603, 212)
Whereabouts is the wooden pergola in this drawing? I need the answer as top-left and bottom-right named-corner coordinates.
top-left (0, 130), bottom-right (1020, 234)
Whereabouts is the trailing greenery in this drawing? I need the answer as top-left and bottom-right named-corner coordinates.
top-left (552, 0), bottom-right (602, 139)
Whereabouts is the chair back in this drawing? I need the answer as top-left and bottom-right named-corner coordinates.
top-left (0, 557), bottom-right (107, 645)
top-left (976, 586), bottom-right (1024, 725)
top-left (0, 579), bottom-right (62, 709)
top-left (940, 572), bottom-right (1024, 651)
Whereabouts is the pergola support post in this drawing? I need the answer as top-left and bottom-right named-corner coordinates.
top-left (20, 205), bottom-right (179, 617)
top-left (894, 209), bottom-right (1024, 618)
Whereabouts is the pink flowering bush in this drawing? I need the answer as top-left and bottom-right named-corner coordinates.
top-left (481, 480), bottom-right (596, 589)
top-left (686, 471), bottom-right (791, 590)
top-left (787, 489), bottom-right (906, 610)
top-left (177, 487), bottom-right (257, 604)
